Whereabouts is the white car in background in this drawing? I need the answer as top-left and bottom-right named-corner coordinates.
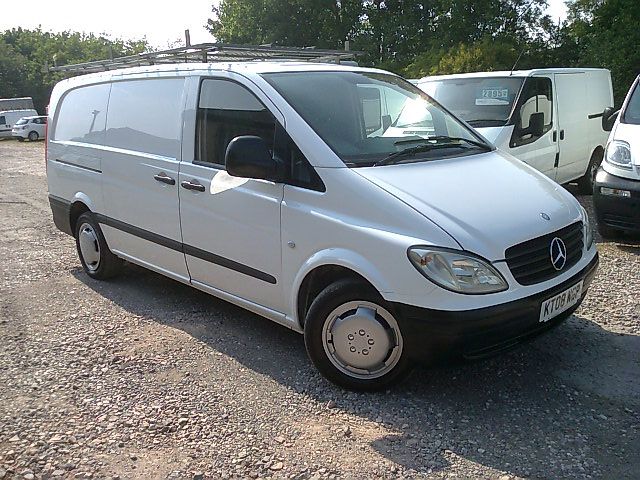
top-left (12, 115), bottom-right (47, 141)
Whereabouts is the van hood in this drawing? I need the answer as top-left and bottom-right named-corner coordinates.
top-left (356, 151), bottom-right (582, 261)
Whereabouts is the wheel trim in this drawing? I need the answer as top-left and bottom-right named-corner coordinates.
top-left (322, 301), bottom-right (403, 380)
top-left (78, 223), bottom-right (100, 271)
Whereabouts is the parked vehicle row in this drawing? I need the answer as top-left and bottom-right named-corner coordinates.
top-left (46, 62), bottom-right (598, 390)
top-left (0, 109), bottom-right (38, 139)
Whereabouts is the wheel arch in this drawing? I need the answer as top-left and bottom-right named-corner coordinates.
top-left (292, 249), bottom-right (394, 330)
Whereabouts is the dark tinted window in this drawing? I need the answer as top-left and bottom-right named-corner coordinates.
top-left (196, 79), bottom-right (276, 166)
top-left (622, 81), bottom-right (640, 125)
top-left (0, 116), bottom-right (6, 125)
top-left (511, 77), bottom-right (553, 147)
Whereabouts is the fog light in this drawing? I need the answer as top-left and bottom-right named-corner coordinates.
top-left (600, 187), bottom-right (631, 197)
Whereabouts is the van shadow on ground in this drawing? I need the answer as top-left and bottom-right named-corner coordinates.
top-left (73, 263), bottom-right (639, 479)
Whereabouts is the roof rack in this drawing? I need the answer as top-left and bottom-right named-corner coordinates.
top-left (46, 42), bottom-right (361, 74)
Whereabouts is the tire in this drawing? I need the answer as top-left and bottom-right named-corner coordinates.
top-left (577, 151), bottom-right (603, 195)
top-left (17, 137), bottom-right (24, 142)
top-left (28, 131), bottom-right (39, 141)
top-left (74, 212), bottom-right (123, 280)
top-left (304, 278), bottom-right (412, 391)
top-left (597, 223), bottom-right (620, 240)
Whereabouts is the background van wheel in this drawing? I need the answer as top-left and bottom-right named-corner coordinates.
top-left (597, 223), bottom-right (620, 240)
top-left (74, 212), bottom-right (122, 280)
top-left (304, 278), bottom-right (411, 391)
top-left (28, 131), bottom-right (39, 141)
top-left (577, 151), bottom-right (603, 194)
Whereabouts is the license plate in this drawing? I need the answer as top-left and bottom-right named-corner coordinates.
top-left (539, 281), bottom-right (583, 323)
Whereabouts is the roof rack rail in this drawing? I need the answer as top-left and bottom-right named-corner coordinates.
top-left (45, 42), bottom-right (361, 74)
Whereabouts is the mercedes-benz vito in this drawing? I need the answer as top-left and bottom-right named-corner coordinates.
top-left (47, 63), bottom-right (598, 390)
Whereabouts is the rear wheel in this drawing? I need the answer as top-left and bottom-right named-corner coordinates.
top-left (304, 279), bottom-right (411, 391)
top-left (74, 212), bottom-right (123, 279)
top-left (28, 131), bottom-right (39, 141)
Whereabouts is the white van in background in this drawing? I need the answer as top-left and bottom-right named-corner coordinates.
top-left (46, 63), bottom-right (598, 390)
top-left (418, 69), bottom-right (615, 193)
top-left (594, 74), bottom-right (640, 237)
top-left (0, 109), bottom-right (38, 139)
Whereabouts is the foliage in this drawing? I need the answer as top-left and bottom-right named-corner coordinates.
top-left (0, 28), bottom-right (147, 113)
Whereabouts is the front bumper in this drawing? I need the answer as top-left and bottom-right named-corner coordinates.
top-left (11, 130), bottom-right (28, 139)
top-left (594, 169), bottom-right (640, 232)
top-left (392, 252), bottom-right (599, 363)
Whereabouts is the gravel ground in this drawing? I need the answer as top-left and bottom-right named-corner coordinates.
top-left (0, 139), bottom-right (638, 480)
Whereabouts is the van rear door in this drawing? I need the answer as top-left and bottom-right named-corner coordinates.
top-left (554, 73), bottom-right (589, 183)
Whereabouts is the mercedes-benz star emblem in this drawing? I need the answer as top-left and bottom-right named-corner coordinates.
top-left (540, 212), bottom-right (551, 221)
top-left (550, 237), bottom-right (567, 271)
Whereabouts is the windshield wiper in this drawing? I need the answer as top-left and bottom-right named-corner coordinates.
top-left (394, 135), bottom-right (490, 149)
top-left (373, 143), bottom-right (456, 167)
top-left (466, 118), bottom-right (508, 127)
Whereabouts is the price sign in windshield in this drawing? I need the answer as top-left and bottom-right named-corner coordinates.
top-left (476, 87), bottom-right (510, 105)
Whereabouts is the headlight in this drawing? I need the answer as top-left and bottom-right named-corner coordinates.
top-left (605, 141), bottom-right (632, 169)
top-left (408, 247), bottom-right (508, 294)
top-left (580, 206), bottom-right (593, 249)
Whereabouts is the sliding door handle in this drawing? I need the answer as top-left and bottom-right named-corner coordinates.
top-left (181, 180), bottom-right (206, 192)
top-left (153, 172), bottom-right (175, 185)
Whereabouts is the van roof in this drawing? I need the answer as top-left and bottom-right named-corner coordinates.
top-left (55, 61), bottom-right (392, 87)
top-left (419, 68), bottom-right (610, 82)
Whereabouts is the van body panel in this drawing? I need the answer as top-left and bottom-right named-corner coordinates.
top-left (354, 150), bottom-right (581, 261)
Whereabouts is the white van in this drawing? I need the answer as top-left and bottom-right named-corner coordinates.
top-left (0, 109), bottom-right (38, 138)
top-left (594, 75), bottom-right (640, 236)
top-left (418, 69), bottom-right (614, 193)
top-left (47, 63), bottom-right (598, 390)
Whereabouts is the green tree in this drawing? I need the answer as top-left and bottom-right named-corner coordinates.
top-left (0, 28), bottom-right (148, 113)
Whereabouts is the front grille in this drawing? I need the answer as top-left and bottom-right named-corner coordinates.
top-left (603, 213), bottom-right (639, 230)
top-left (505, 222), bottom-right (583, 286)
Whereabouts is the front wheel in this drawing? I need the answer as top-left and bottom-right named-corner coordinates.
top-left (304, 279), bottom-right (411, 391)
top-left (28, 131), bottom-right (39, 141)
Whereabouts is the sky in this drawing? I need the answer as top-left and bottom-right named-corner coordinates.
top-left (1, 0), bottom-right (568, 49)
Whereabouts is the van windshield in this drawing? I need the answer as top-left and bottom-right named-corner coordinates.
top-left (623, 81), bottom-right (640, 125)
top-left (419, 77), bottom-right (524, 128)
top-left (262, 71), bottom-right (490, 166)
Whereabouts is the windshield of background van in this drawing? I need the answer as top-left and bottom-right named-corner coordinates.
top-left (421, 77), bottom-right (524, 128)
top-left (262, 71), bottom-right (485, 166)
top-left (623, 82), bottom-right (640, 125)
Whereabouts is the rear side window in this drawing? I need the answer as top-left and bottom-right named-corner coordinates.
top-left (0, 116), bottom-right (6, 125)
top-left (54, 84), bottom-right (110, 144)
top-left (196, 79), bottom-right (276, 166)
top-left (105, 78), bottom-right (185, 158)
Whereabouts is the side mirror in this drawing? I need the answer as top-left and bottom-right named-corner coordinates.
top-left (602, 107), bottom-right (619, 132)
top-left (225, 136), bottom-right (282, 181)
top-left (528, 111), bottom-right (545, 137)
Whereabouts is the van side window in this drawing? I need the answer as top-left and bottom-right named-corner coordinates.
top-left (53, 84), bottom-right (111, 144)
top-left (196, 79), bottom-right (276, 166)
top-left (511, 77), bottom-right (553, 147)
top-left (106, 78), bottom-right (185, 158)
top-left (0, 116), bottom-right (5, 125)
